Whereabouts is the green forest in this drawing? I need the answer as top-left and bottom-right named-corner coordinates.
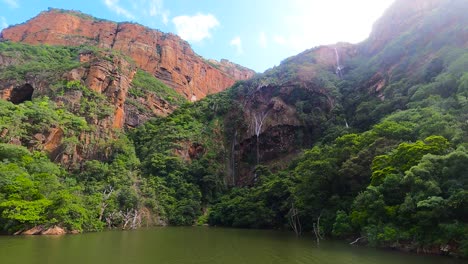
top-left (0, 0), bottom-right (467, 258)
top-left (133, 43), bottom-right (468, 255)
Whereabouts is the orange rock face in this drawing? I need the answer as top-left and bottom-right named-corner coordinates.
top-left (43, 127), bottom-right (64, 153)
top-left (63, 51), bottom-right (137, 129)
top-left (1, 9), bottom-right (255, 100)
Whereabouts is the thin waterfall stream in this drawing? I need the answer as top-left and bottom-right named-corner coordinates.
top-left (334, 47), bottom-right (343, 78)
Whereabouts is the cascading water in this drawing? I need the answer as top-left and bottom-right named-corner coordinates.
top-left (334, 47), bottom-right (343, 78)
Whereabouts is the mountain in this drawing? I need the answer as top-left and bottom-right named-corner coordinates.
top-left (0, 0), bottom-right (467, 257)
top-left (366, 0), bottom-right (468, 54)
top-left (132, 0), bottom-right (468, 256)
top-left (136, 0), bottom-right (468, 184)
top-left (0, 8), bottom-right (254, 234)
top-left (1, 8), bottom-right (255, 101)
top-left (0, 9), bottom-right (254, 165)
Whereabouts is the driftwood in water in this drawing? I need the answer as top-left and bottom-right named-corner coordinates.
top-left (350, 236), bottom-right (366, 245)
top-left (313, 212), bottom-right (323, 245)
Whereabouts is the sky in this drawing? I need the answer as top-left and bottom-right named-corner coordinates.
top-left (0, 0), bottom-right (394, 72)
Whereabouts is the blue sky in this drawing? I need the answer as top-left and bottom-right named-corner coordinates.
top-left (0, 0), bottom-right (394, 72)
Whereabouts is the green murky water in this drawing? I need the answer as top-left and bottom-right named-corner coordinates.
top-left (0, 227), bottom-right (465, 264)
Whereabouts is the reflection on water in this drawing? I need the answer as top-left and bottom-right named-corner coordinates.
top-left (0, 227), bottom-right (465, 264)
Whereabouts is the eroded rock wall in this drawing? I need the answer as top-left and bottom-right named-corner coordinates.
top-left (1, 9), bottom-right (255, 100)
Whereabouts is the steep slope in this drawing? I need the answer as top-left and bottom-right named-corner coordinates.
top-left (0, 43), bottom-right (137, 165)
top-left (341, 0), bottom-right (468, 129)
top-left (133, 42), bottom-right (356, 185)
top-left (0, 6), bottom-right (255, 162)
top-left (132, 0), bottom-right (468, 256)
top-left (0, 8), bottom-right (253, 234)
top-left (0, 43), bottom-right (169, 233)
top-left (0, 8), bottom-right (255, 100)
top-left (366, 0), bottom-right (468, 54)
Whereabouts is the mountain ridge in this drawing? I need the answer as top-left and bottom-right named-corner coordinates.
top-left (0, 8), bottom-right (255, 101)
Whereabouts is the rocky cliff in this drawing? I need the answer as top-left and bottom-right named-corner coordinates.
top-left (134, 0), bottom-right (468, 186)
top-left (0, 47), bottom-right (138, 166)
top-left (225, 43), bottom-right (358, 184)
top-left (0, 9), bottom-right (255, 100)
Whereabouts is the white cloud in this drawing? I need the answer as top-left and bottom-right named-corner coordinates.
top-left (148, 0), bottom-right (161, 16)
top-left (0, 17), bottom-right (8, 31)
top-left (128, 0), bottom-right (170, 25)
top-left (273, 35), bottom-right (286, 46)
top-left (148, 0), bottom-right (170, 24)
top-left (103, 0), bottom-right (134, 19)
top-left (172, 13), bottom-right (219, 42)
top-left (162, 13), bottom-right (169, 25)
top-left (3, 0), bottom-right (19, 8)
top-left (149, 0), bottom-right (169, 20)
top-left (230, 36), bottom-right (243, 55)
top-left (259, 32), bottom-right (267, 48)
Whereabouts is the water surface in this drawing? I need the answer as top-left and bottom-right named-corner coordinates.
top-left (0, 227), bottom-right (465, 264)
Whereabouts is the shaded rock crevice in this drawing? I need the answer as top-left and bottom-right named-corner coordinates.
top-left (110, 23), bottom-right (122, 49)
top-left (8, 83), bottom-right (34, 104)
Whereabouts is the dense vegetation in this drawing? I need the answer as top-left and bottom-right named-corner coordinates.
top-left (0, 0), bottom-right (467, 258)
top-left (203, 14), bottom-right (468, 255)
top-left (0, 143), bottom-right (101, 232)
top-left (0, 96), bottom-right (145, 232)
top-left (133, 2), bottom-right (468, 256)
top-left (130, 46), bottom-right (468, 255)
top-left (0, 41), bottom-right (81, 82)
top-left (0, 43), bottom-right (173, 233)
top-left (129, 70), bottom-right (186, 106)
top-left (131, 91), bottom-right (234, 225)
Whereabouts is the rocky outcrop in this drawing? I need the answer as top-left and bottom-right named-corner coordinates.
top-left (41, 226), bottom-right (67, 235)
top-left (208, 59), bottom-right (256, 81)
top-left (58, 52), bottom-right (137, 164)
top-left (125, 93), bottom-right (176, 128)
top-left (65, 52), bottom-right (136, 129)
top-left (0, 49), bottom-right (139, 165)
top-left (282, 43), bottom-right (357, 80)
top-left (231, 85), bottom-right (331, 185)
top-left (15, 225), bottom-right (77, 235)
top-left (1, 9), bottom-right (255, 100)
top-left (42, 127), bottom-right (64, 152)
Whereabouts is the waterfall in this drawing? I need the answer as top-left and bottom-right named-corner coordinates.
top-left (334, 47), bottom-right (343, 78)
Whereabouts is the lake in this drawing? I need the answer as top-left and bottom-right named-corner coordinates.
top-left (0, 227), bottom-right (465, 264)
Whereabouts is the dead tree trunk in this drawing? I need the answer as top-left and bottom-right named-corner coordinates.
top-left (99, 186), bottom-right (114, 222)
top-left (122, 208), bottom-right (141, 230)
top-left (131, 209), bottom-right (141, 230)
top-left (313, 212), bottom-right (323, 245)
top-left (105, 211), bottom-right (121, 229)
top-left (288, 203), bottom-right (302, 236)
top-left (122, 209), bottom-right (132, 230)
